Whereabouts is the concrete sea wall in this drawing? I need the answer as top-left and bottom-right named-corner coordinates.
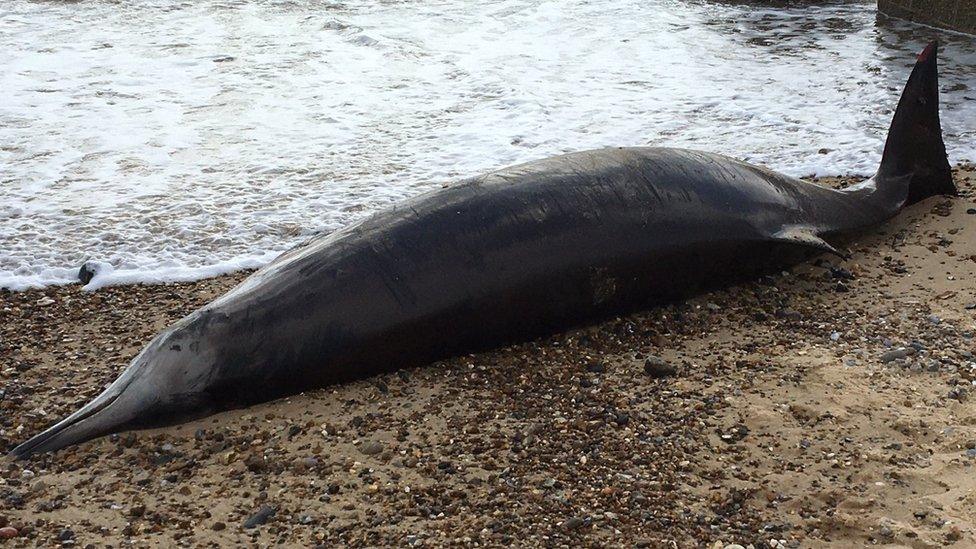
top-left (878, 0), bottom-right (976, 35)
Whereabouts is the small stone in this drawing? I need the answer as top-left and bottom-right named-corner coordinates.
top-left (0, 527), bottom-right (17, 539)
top-left (880, 348), bottom-right (914, 363)
top-left (966, 208), bottom-right (976, 215)
top-left (129, 504), bottom-right (146, 517)
top-left (829, 266), bottom-right (854, 280)
top-left (58, 529), bottom-right (75, 541)
top-left (36, 297), bottom-right (55, 306)
top-left (775, 308), bottom-right (802, 321)
top-left (243, 505), bottom-right (275, 528)
top-left (585, 361), bottom-right (605, 373)
top-left (359, 441), bottom-right (384, 456)
top-left (563, 517), bottom-right (585, 530)
top-left (211, 522), bottom-right (226, 531)
top-left (643, 356), bottom-right (676, 378)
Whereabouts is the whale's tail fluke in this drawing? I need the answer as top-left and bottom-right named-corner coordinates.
top-left (876, 40), bottom-right (956, 205)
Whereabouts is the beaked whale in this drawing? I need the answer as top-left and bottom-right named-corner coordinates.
top-left (10, 41), bottom-right (956, 458)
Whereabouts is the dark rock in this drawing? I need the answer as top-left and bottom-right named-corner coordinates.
top-left (614, 412), bottom-right (630, 426)
top-left (586, 361), bottom-right (605, 373)
top-left (0, 527), bottom-right (17, 539)
top-left (58, 528), bottom-right (75, 541)
top-left (211, 522), bottom-right (226, 531)
top-left (829, 266), bottom-right (854, 280)
top-left (77, 262), bottom-right (100, 285)
top-left (775, 308), bottom-right (802, 321)
top-left (243, 505), bottom-right (275, 528)
top-left (643, 356), bottom-right (676, 378)
top-left (880, 348), bottom-right (914, 363)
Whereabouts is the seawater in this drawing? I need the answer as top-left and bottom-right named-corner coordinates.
top-left (1, 0), bottom-right (974, 290)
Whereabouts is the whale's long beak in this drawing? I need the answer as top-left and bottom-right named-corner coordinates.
top-left (8, 372), bottom-right (141, 459)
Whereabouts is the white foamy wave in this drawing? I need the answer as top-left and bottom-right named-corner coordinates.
top-left (1, 0), bottom-right (975, 291)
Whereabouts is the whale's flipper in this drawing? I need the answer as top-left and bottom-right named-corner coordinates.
top-left (876, 40), bottom-right (956, 205)
top-left (772, 226), bottom-right (846, 259)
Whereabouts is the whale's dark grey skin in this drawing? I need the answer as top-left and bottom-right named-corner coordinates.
top-left (10, 42), bottom-right (956, 458)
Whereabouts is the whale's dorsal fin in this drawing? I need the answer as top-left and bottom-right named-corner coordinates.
top-left (772, 226), bottom-right (847, 259)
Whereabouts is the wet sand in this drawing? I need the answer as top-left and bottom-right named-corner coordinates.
top-left (1, 167), bottom-right (975, 548)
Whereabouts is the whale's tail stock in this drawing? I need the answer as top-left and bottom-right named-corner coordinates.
top-left (876, 40), bottom-right (956, 205)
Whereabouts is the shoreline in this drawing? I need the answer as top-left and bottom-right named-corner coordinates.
top-left (1, 167), bottom-right (975, 547)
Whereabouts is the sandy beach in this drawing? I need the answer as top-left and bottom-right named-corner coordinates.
top-left (1, 166), bottom-right (974, 548)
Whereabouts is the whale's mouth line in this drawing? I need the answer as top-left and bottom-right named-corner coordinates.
top-left (8, 384), bottom-right (126, 459)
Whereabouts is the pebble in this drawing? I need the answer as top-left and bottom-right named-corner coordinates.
top-left (359, 441), bottom-right (384, 456)
top-left (585, 361), bottom-right (605, 373)
top-left (211, 521), bottom-right (226, 531)
top-left (563, 516), bottom-right (585, 530)
top-left (643, 356), bottom-right (676, 378)
top-left (880, 347), bottom-right (914, 363)
top-left (0, 527), bottom-right (17, 539)
top-left (243, 505), bottom-right (275, 528)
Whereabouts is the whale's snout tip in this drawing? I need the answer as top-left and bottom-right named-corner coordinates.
top-left (7, 380), bottom-right (134, 460)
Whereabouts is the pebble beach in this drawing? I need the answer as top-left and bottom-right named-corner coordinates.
top-left (1, 167), bottom-right (975, 547)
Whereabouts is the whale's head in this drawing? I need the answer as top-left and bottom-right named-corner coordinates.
top-left (8, 309), bottom-right (230, 459)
